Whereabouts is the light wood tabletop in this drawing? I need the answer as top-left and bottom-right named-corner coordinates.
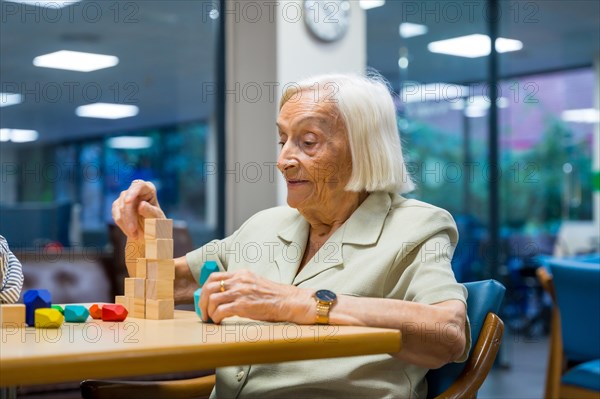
top-left (0, 309), bottom-right (401, 387)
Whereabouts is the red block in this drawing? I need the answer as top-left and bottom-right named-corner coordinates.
top-left (89, 304), bottom-right (102, 319)
top-left (101, 304), bottom-right (128, 322)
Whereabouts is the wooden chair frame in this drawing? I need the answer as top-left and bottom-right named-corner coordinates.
top-left (81, 312), bottom-right (504, 399)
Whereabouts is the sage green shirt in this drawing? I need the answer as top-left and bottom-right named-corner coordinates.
top-left (186, 191), bottom-right (470, 399)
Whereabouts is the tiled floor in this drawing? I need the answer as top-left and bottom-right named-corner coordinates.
top-left (479, 333), bottom-right (549, 399)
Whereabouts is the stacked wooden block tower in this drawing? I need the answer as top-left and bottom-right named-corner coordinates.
top-left (116, 218), bottom-right (175, 320)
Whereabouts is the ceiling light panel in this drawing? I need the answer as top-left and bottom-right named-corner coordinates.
top-left (428, 34), bottom-right (523, 58)
top-left (33, 50), bottom-right (119, 72)
top-left (76, 103), bottom-right (139, 119)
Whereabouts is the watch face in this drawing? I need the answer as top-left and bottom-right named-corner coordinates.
top-left (304, 0), bottom-right (350, 42)
top-left (315, 289), bottom-right (337, 302)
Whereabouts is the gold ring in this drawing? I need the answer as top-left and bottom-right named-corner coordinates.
top-left (220, 280), bottom-right (226, 292)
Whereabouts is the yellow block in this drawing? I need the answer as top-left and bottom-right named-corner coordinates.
top-left (35, 308), bottom-right (64, 328)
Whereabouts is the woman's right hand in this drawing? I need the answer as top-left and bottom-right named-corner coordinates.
top-left (112, 180), bottom-right (166, 240)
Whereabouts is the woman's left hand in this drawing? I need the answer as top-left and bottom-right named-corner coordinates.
top-left (199, 269), bottom-right (313, 324)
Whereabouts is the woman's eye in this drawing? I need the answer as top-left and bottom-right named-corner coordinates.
top-left (278, 141), bottom-right (286, 147)
top-left (304, 142), bottom-right (315, 147)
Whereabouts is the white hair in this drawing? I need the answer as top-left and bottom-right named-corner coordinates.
top-left (280, 73), bottom-right (415, 194)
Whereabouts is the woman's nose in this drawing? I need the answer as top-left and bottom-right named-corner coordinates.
top-left (277, 143), bottom-right (299, 172)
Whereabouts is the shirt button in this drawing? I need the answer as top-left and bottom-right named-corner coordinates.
top-left (236, 371), bottom-right (245, 381)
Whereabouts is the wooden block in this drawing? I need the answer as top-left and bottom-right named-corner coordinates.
top-left (115, 296), bottom-right (131, 311)
top-left (146, 279), bottom-right (174, 300)
top-left (147, 259), bottom-right (175, 281)
top-left (144, 219), bottom-right (173, 240)
top-left (124, 278), bottom-right (145, 299)
top-left (145, 299), bottom-right (174, 320)
top-left (136, 258), bottom-right (148, 279)
top-left (130, 298), bottom-right (146, 319)
top-left (1, 304), bottom-right (26, 328)
top-left (125, 241), bottom-right (145, 276)
top-left (145, 239), bottom-right (173, 260)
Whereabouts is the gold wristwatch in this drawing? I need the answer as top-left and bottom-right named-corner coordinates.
top-left (314, 289), bottom-right (337, 325)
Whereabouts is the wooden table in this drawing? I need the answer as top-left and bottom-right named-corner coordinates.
top-left (0, 309), bottom-right (401, 387)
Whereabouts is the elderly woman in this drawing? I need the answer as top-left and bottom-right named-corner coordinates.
top-left (113, 74), bottom-right (469, 398)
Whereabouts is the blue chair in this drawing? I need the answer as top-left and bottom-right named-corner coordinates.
top-left (426, 279), bottom-right (506, 399)
top-left (539, 258), bottom-right (600, 399)
top-left (82, 280), bottom-right (506, 399)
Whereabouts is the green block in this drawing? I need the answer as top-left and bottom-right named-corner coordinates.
top-left (51, 305), bottom-right (64, 314)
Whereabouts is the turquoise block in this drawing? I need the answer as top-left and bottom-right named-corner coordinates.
top-left (194, 288), bottom-right (203, 318)
top-left (199, 261), bottom-right (219, 287)
top-left (64, 305), bottom-right (90, 323)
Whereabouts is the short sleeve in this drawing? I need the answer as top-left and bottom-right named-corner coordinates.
top-left (384, 219), bottom-right (471, 363)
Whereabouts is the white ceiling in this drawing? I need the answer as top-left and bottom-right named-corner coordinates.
top-left (1, 0), bottom-right (598, 145)
top-left (0, 0), bottom-right (217, 144)
top-left (367, 0), bottom-right (600, 87)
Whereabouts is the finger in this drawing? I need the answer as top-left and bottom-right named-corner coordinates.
top-left (199, 280), bottom-right (216, 322)
top-left (138, 201), bottom-right (166, 219)
top-left (200, 279), bottom-right (228, 322)
top-left (210, 301), bottom-right (238, 324)
top-left (122, 182), bottom-right (157, 239)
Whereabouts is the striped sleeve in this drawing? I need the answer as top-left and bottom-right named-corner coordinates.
top-left (0, 235), bottom-right (24, 304)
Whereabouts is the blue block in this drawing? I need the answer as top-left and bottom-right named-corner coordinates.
top-left (64, 305), bottom-right (90, 323)
top-left (24, 289), bottom-right (52, 326)
top-left (199, 261), bottom-right (219, 287)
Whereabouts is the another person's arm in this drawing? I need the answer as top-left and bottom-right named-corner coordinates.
top-left (0, 236), bottom-right (24, 304)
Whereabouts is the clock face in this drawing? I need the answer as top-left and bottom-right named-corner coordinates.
top-left (304, 0), bottom-right (351, 42)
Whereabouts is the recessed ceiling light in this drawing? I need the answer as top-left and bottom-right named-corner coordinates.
top-left (76, 103), bottom-right (139, 119)
top-left (561, 108), bottom-right (600, 124)
top-left (4, 0), bottom-right (82, 8)
top-left (360, 0), bottom-right (385, 10)
top-left (428, 34), bottom-right (523, 58)
top-left (0, 93), bottom-right (22, 107)
top-left (107, 136), bottom-right (153, 150)
top-left (33, 50), bottom-right (119, 72)
top-left (0, 128), bottom-right (39, 143)
top-left (399, 23), bottom-right (428, 39)
top-left (401, 82), bottom-right (469, 103)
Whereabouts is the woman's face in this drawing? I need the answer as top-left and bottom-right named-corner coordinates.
top-left (276, 91), bottom-right (354, 212)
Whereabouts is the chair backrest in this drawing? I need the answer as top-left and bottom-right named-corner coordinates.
top-left (548, 258), bottom-right (600, 362)
top-left (426, 279), bottom-right (506, 398)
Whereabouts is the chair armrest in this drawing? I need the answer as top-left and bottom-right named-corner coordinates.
top-left (435, 313), bottom-right (504, 399)
top-left (80, 374), bottom-right (216, 399)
